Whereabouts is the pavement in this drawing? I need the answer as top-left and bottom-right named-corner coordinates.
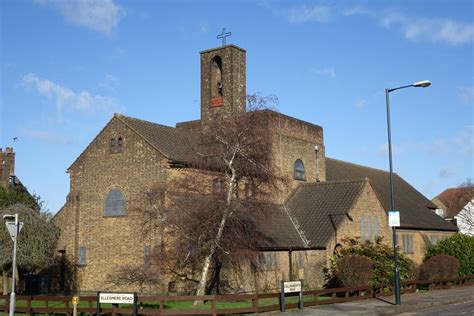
top-left (279, 286), bottom-right (474, 315)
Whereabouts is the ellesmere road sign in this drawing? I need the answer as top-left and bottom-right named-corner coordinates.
top-left (99, 293), bottom-right (134, 304)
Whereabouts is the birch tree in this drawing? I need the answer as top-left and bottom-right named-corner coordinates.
top-left (186, 98), bottom-right (281, 298)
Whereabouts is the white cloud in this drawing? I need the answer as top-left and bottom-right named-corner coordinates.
top-left (282, 5), bottom-right (332, 23)
top-left (35, 0), bottom-right (125, 36)
top-left (98, 74), bottom-right (119, 90)
top-left (22, 73), bottom-right (117, 115)
top-left (342, 6), bottom-right (374, 17)
top-left (453, 125), bottom-right (474, 157)
top-left (22, 129), bottom-right (73, 145)
top-left (354, 98), bottom-right (367, 109)
top-left (310, 67), bottom-right (336, 79)
top-left (457, 86), bottom-right (474, 105)
top-left (381, 13), bottom-right (474, 45)
top-left (439, 167), bottom-right (457, 178)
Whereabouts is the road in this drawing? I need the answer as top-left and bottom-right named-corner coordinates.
top-left (400, 301), bottom-right (474, 316)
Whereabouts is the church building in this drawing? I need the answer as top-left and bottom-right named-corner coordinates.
top-left (53, 43), bottom-right (457, 293)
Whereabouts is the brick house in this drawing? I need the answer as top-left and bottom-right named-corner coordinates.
top-left (53, 44), bottom-right (457, 293)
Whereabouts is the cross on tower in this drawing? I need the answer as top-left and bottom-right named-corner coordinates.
top-left (217, 28), bottom-right (231, 47)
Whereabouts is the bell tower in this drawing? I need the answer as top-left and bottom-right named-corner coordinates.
top-left (200, 44), bottom-right (246, 125)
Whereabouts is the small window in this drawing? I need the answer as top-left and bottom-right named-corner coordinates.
top-left (402, 235), bottom-right (414, 254)
top-left (168, 281), bottom-right (176, 292)
top-left (144, 245), bottom-right (151, 269)
top-left (298, 252), bottom-right (305, 268)
top-left (374, 216), bottom-right (379, 239)
top-left (368, 215), bottom-right (373, 242)
top-left (212, 178), bottom-right (225, 194)
top-left (294, 159), bottom-right (306, 181)
top-left (104, 189), bottom-right (126, 216)
top-left (110, 137), bottom-right (123, 153)
top-left (78, 247), bottom-right (87, 266)
top-left (262, 253), bottom-right (279, 270)
top-left (360, 216), bottom-right (366, 242)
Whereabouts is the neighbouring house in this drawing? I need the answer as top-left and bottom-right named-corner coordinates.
top-left (53, 43), bottom-right (457, 294)
top-left (433, 187), bottom-right (474, 236)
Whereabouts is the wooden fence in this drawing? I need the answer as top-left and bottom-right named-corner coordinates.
top-left (1, 274), bottom-right (473, 315)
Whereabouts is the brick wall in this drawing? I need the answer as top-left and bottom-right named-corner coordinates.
top-left (397, 229), bottom-right (455, 264)
top-left (54, 116), bottom-right (167, 292)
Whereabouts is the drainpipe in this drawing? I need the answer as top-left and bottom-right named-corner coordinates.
top-left (288, 249), bottom-right (293, 281)
top-left (314, 145), bottom-right (320, 182)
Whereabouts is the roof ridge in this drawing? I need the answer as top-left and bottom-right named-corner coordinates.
top-left (299, 178), bottom-right (369, 187)
top-left (326, 157), bottom-right (396, 175)
top-left (115, 113), bottom-right (177, 130)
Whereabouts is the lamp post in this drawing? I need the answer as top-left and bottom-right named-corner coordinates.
top-left (3, 213), bottom-right (23, 316)
top-left (385, 80), bottom-right (431, 305)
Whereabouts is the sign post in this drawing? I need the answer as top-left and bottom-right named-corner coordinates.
top-left (96, 292), bottom-right (138, 316)
top-left (72, 296), bottom-right (79, 316)
top-left (280, 280), bottom-right (303, 312)
top-left (3, 214), bottom-right (23, 316)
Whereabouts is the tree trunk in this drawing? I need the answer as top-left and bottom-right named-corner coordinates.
top-left (194, 208), bottom-right (230, 304)
top-left (194, 168), bottom-right (237, 305)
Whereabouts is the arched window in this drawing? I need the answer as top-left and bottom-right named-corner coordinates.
top-left (294, 159), bottom-right (306, 181)
top-left (210, 56), bottom-right (223, 107)
top-left (104, 189), bottom-right (126, 216)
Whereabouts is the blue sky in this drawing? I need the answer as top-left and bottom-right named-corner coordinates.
top-left (1, 0), bottom-right (473, 213)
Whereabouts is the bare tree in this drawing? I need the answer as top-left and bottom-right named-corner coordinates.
top-left (113, 94), bottom-right (284, 297)
top-left (186, 98), bottom-right (284, 299)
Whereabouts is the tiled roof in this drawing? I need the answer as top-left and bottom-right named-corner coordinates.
top-left (259, 205), bottom-right (309, 250)
top-left (117, 114), bottom-right (195, 162)
top-left (285, 180), bottom-right (367, 248)
top-left (326, 158), bottom-right (458, 232)
top-left (433, 187), bottom-right (474, 218)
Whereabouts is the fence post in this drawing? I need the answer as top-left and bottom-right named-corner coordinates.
top-left (96, 292), bottom-right (100, 316)
top-left (298, 279), bottom-right (304, 309)
top-left (252, 294), bottom-right (258, 312)
top-left (211, 294), bottom-right (217, 316)
top-left (27, 295), bottom-right (32, 316)
top-left (280, 280), bottom-right (285, 312)
top-left (133, 292), bottom-right (138, 316)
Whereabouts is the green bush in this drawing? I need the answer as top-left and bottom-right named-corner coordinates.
top-left (418, 254), bottom-right (460, 280)
top-left (328, 237), bottom-right (415, 287)
top-left (426, 233), bottom-right (474, 276)
top-left (336, 254), bottom-right (373, 287)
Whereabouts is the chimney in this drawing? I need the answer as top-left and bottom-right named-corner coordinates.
top-left (0, 147), bottom-right (15, 188)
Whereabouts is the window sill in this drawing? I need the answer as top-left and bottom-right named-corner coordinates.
top-left (103, 214), bottom-right (127, 218)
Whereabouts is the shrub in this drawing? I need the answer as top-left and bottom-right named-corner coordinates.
top-left (328, 237), bottom-right (415, 287)
top-left (336, 254), bottom-right (373, 287)
top-left (418, 254), bottom-right (460, 280)
top-left (426, 233), bottom-right (474, 276)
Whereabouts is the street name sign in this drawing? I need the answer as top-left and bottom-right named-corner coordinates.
top-left (283, 281), bottom-right (302, 293)
top-left (99, 293), bottom-right (135, 304)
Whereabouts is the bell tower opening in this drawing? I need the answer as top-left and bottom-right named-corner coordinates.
top-left (210, 56), bottom-right (223, 107)
top-left (200, 44), bottom-right (246, 125)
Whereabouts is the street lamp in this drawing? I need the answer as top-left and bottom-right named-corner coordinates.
top-left (385, 80), bottom-right (431, 306)
top-left (3, 214), bottom-right (23, 316)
